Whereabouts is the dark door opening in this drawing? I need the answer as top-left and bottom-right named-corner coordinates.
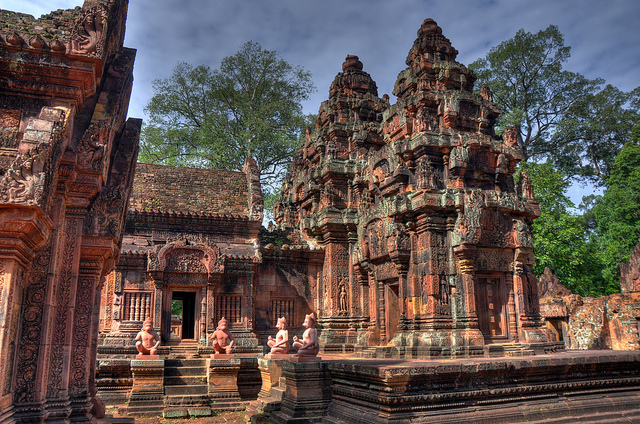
top-left (172, 291), bottom-right (196, 339)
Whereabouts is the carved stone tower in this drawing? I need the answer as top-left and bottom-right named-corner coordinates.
top-left (275, 19), bottom-right (554, 356)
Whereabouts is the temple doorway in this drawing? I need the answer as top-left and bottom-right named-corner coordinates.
top-left (171, 291), bottom-right (196, 340)
top-left (476, 275), bottom-right (509, 343)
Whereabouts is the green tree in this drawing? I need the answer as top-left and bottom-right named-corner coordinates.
top-left (591, 124), bottom-right (640, 292)
top-left (552, 85), bottom-right (639, 185)
top-left (520, 162), bottom-right (605, 296)
top-left (139, 41), bottom-right (316, 191)
top-left (469, 26), bottom-right (640, 184)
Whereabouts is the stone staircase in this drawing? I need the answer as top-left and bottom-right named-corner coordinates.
top-left (167, 339), bottom-right (199, 358)
top-left (163, 358), bottom-right (211, 417)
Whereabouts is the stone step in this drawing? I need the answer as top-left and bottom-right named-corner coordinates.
top-left (165, 358), bottom-right (207, 368)
top-left (164, 384), bottom-right (208, 396)
top-left (164, 375), bottom-right (207, 386)
top-left (270, 386), bottom-right (285, 402)
top-left (164, 366), bottom-right (208, 377)
top-left (164, 394), bottom-right (211, 407)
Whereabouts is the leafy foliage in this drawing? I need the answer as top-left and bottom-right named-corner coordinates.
top-left (518, 162), bottom-right (605, 296)
top-left (552, 85), bottom-right (639, 185)
top-left (470, 26), bottom-right (638, 185)
top-left (591, 124), bottom-right (640, 292)
top-left (139, 41), bottom-right (316, 192)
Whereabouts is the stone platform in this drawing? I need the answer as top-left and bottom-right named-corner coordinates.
top-left (319, 350), bottom-right (640, 423)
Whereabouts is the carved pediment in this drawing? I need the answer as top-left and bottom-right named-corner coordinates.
top-left (147, 237), bottom-right (225, 277)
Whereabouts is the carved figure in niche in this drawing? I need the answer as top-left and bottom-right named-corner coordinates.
top-left (363, 237), bottom-right (370, 261)
top-left (210, 317), bottom-right (235, 354)
top-left (324, 181), bottom-right (336, 204)
top-left (326, 140), bottom-right (337, 159)
top-left (518, 171), bottom-right (534, 198)
top-left (503, 126), bottom-right (518, 146)
top-left (449, 145), bottom-right (469, 169)
top-left (339, 284), bottom-right (348, 313)
top-left (496, 153), bottom-right (509, 174)
top-left (439, 276), bottom-right (450, 314)
top-left (0, 141), bottom-right (48, 205)
top-left (267, 317), bottom-right (290, 354)
top-left (292, 313), bottom-right (319, 358)
top-left (513, 218), bottom-right (533, 248)
top-left (373, 160), bottom-right (390, 183)
top-left (135, 318), bottom-right (160, 356)
top-left (394, 224), bottom-right (410, 251)
top-left (480, 83), bottom-right (494, 102)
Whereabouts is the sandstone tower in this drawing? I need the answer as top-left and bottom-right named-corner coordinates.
top-left (275, 19), bottom-right (554, 356)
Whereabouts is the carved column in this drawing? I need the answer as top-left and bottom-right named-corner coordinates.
top-left (153, 281), bottom-right (163, 334)
top-left (68, 256), bottom-right (104, 421)
top-left (0, 260), bottom-right (24, 414)
top-left (454, 245), bottom-right (478, 328)
top-left (43, 213), bottom-right (83, 420)
top-left (505, 272), bottom-right (518, 342)
top-left (377, 279), bottom-right (386, 344)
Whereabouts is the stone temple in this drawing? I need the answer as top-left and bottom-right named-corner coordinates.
top-left (274, 20), bottom-right (553, 356)
top-left (1, 2), bottom-right (640, 423)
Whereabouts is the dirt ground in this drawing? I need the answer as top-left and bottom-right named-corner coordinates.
top-left (127, 412), bottom-right (249, 423)
top-left (102, 406), bottom-right (269, 424)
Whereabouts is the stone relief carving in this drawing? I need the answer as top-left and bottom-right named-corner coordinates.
top-left (166, 248), bottom-right (207, 273)
top-left (76, 121), bottom-right (108, 172)
top-left (70, 3), bottom-right (108, 57)
top-left (0, 142), bottom-right (51, 206)
top-left (84, 185), bottom-right (125, 237)
top-left (14, 237), bottom-right (53, 403)
top-left (47, 218), bottom-right (79, 398)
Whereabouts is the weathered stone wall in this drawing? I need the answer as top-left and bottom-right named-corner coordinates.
top-left (539, 265), bottom-right (640, 351)
top-left (0, 1), bottom-right (141, 423)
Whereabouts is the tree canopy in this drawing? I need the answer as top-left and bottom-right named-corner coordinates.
top-left (139, 41), bottom-right (316, 191)
top-left (518, 162), bottom-right (604, 296)
top-left (590, 124), bottom-right (640, 292)
top-left (470, 25), bottom-right (638, 184)
top-left (473, 24), bottom-right (640, 295)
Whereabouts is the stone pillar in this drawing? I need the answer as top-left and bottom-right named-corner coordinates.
top-left (270, 361), bottom-right (332, 424)
top-left (153, 281), bottom-right (163, 335)
top-left (208, 358), bottom-right (241, 408)
top-left (43, 214), bottom-right (84, 421)
top-left (128, 359), bottom-right (165, 415)
top-left (506, 273), bottom-right (518, 342)
top-left (68, 258), bottom-right (103, 421)
top-left (0, 259), bottom-right (27, 416)
top-left (452, 245), bottom-right (484, 350)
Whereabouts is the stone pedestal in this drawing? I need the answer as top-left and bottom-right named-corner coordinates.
top-left (208, 358), bottom-right (242, 410)
top-left (289, 355), bottom-right (321, 363)
top-left (253, 358), bottom-right (288, 413)
top-left (136, 354), bottom-right (160, 360)
top-left (127, 359), bottom-right (165, 415)
top-left (270, 361), bottom-right (331, 424)
top-left (210, 353), bottom-right (235, 359)
top-left (264, 353), bottom-right (293, 360)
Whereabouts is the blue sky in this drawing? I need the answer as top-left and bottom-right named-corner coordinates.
top-left (6, 0), bottom-right (640, 204)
